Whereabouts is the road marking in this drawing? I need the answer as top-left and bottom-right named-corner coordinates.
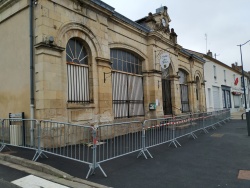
top-left (211, 133), bottom-right (224, 138)
top-left (11, 175), bottom-right (69, 188)
top-left (238, 170), bottom-right (250, 180)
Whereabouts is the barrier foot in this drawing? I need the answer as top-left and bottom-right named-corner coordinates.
top-left (218, 122), bottom-right (223, 127)
top-left (137, 149), bottom-right (153, 159)
top-left (0, 144), bottom-right (11, 152)
top-left (202, 128), bottom-right (209, 134)
top-left (211, 125), bottom-right (216, 130)
top-left (188, 132), bottom-right (198, 139)
top-left (169, 139), bottom-right (181, 148)
top-left (32, 150), bottom-right (48, 161)
top-left (86, 163), bottom-right (107, 179)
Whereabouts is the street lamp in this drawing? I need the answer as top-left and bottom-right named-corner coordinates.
top-left (237, 40), bottom-right (250, 109)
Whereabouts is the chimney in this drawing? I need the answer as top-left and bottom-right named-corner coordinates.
top-left (170, 28), bottom-right (177, 44)
top-left (207, 50), bottom-right (213, 57)
top-left (156, 6), bottom-right (167, 14)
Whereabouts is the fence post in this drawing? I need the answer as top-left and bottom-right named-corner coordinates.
top-left (189, 113), bottom-right (197, 139)
top-left (169, 117), bottom-right (181, 148)
top-left (32, 120), bottom-right (48, 161)
top-left (137, 122), bottom-right (153, 159)
top-left (86, 127), bottom-right (107, 179)
top-left (30, 120), bottom-right (34, 147)
top-left (202, 112), bottom-right (209, 134)
top-left (0, 119), bottom-right (10, 152)
top-left (0, 119), bottom-right (4, 151)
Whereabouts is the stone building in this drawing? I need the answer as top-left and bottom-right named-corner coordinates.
top-left (0, 0), bottom-right (206, 124)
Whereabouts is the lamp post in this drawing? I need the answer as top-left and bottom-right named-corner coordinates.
top-left (237, 40), bottom-right (250, 109)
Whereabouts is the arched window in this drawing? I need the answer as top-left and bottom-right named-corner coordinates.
top-left (179, 69), bottom-right (189, 112)
top-left (111, 49), bottom-right (142, 75)
top-left (110, 49), bottom-right (144, 118)
top-left (66, 38), bottom-right (88, 65)
top-left (66, 38), bottom-right (90, 103)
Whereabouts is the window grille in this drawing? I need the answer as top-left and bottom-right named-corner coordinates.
top-left (111, 49), bottom-right (144, 118)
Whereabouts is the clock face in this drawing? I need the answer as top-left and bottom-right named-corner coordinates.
top-left (162, 18), bottom-right (166, 26)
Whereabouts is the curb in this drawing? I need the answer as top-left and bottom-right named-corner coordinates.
top-left (0, 153), bottom-right (108, 188)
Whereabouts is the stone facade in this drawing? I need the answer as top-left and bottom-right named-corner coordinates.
top-left (0, 0), bottom-right (206, 124)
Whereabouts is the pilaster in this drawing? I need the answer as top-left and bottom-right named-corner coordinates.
top-left (96, 57), bottom-right (114, 122)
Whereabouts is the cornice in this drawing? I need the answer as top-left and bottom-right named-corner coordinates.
top-left (34, 42), bottom-right (65, 52)
top-left (96, 57), bottom-right (112, 68)
top-left (0, 0), bottom-right (20, 13)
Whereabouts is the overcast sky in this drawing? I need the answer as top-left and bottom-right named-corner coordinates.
top-left (102, 0), bottom-right (250, 72)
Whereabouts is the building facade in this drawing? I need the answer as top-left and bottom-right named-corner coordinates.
top-left (0, 0), bottom-right (206, 124)
top-left (201, 51), bottom-right (244, 112)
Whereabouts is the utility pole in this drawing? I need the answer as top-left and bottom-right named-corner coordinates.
top-left (205, 33), bottom-right (207, 53)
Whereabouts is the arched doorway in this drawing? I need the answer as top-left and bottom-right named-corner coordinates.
top-left (162, 67), bottom-right (172, 115)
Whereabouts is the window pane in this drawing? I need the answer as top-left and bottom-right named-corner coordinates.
top-left (131, 55), bottom-right (135, 64)
top-left (118, 59), bottom-right (122, 71)
top-left (112, 49), bottom-right (117, 58)
top-left (138, 65), bottom-right (142, 74)
top-left (122, 51), bottom-right (127, 61)
top-left (127, 62), bottom-right (131, 73)
top-left (118, 50), bottom-right (122, 60)
top-left (127, 53), bottom-right (131, 62)
top-left (131, 63), bottom-right (135, 73)
top-left (135, 65), bottom-right (139, 74)
top-left (123, 61), bottom-right (127, 72)
top-left (112, 59), bottom-right (117, 70)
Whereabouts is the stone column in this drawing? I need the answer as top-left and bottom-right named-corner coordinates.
top-left (34, 43), bottom-right (66, 121)
top-left (201, 83), bottom-right (206, 112)
top-left (96, 57), bottom-right (113, 123)
top-left (170, 75), bottom-right (182, 115)
top-left (143, 71), bottom-right (164, 119)
top-left (188, 81), bottom-right (196, 113)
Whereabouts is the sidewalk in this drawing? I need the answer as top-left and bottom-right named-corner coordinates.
top-left (231, 111), bottom-right (246, 120)
top-left (1, 119), bottom-right (250, 188)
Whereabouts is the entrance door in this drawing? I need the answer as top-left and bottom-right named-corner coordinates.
top-left (162, 79), bottom-right (172, 115)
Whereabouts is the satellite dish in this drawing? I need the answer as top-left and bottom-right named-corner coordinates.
top-left (160, 52), bottom-right (170, 69)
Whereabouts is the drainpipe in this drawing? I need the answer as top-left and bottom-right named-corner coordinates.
top-left (29, 0), bottom-right (34, 146)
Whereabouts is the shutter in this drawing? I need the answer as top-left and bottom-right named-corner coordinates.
top-left (213, 86), bottom-right (220, 110)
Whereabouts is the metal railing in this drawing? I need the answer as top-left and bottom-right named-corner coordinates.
top-left (0, 109), bottom-right (230, 179)
top-left (0, 119), bottom-right (39, 159)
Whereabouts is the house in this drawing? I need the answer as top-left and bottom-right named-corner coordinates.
top-left (0, 0), bottom-right (206, 124)
top-left (185, 49), bottom-right (245, 112)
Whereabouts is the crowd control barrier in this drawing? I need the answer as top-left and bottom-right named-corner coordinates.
top-left (0, 109), bottom-right (230, 178)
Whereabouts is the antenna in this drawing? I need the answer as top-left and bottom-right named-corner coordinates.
top-left (214, 53), bottom-right (220, 59)
top-left (205, 33), bottom-right (207, 53)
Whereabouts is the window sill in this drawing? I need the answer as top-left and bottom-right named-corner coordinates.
top-left (67, 102), bottom-right (95, 109)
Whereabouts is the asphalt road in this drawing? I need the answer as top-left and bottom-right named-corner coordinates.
top-left (3, 119), bottom-right (250, 188)
top-left (0, 164), bottom-right (28, 188)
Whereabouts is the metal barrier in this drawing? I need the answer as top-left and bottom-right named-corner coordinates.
top-left (0, 109), bottom-right (231, 179)
top-left (38, 120), bottom-right (103, 179)
top-left (0, 118), bottom-right (39, 160)
top-left (94, 121), bottom-right (143, 176)
top-left (142, 117), bottom-right (173, 149)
